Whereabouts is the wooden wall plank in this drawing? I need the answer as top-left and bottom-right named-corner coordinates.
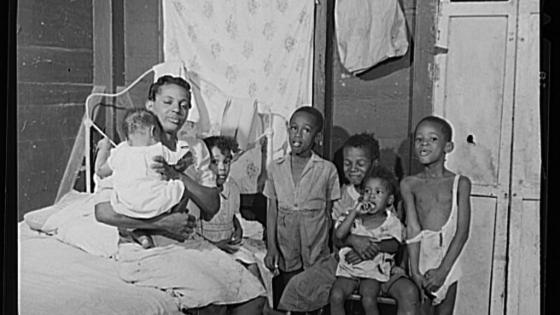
top-left (410, 0), bottom-right (438, 131)
top-left (312, 0), bottom-right (331, 158)
top-left (17, 0), bottom-right (93, 49)
top-left (17, 105), bottom-right (84, 142)
top-left (123, 0), bottom-right (162, 115)
top-left (17, 46), bottom-right (93, 83)
top-left (17, 138), bottom-right (76, 219)
top-left (330, 0), bottom-right (415, 177)
top-left (17, 0), bottom-right (93, 218)
top-left (17, 82), bottom-right (92, 106)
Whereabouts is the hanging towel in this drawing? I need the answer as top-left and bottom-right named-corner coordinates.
top-left (335, 0), bottom-right (409, 74)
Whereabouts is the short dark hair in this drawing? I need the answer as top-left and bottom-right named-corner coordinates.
top-left (362, 165), bottom-right (398, 196)
top-left (416, 116), bottom-right (453, 142)
top-left (203, 136), bottom-right (239, 157)
top-left (291, 106), bottom-right (324, 132)
top-left (342, 132), bottom-right (380, 161)
top-left (122, 108), bottom-right (161, 139)
top-left (148, 75), bottom-right (191, 101)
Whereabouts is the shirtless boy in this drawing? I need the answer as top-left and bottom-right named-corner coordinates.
top-left (400, 116), bottom-right (472, 315)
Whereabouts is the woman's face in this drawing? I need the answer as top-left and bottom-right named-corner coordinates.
top-left (146, 83), bottom-right (191, 134)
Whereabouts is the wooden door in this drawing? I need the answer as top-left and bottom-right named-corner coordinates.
top-left (430, 0), bottom-right (540, 314)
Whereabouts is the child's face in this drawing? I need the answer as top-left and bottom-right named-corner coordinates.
top-left (342, 146), bottom-right (374, 187)
top-left (288, 112), bottom-right (319, 157)
top-left (361, 177), bottom-right (393, 214)
top-left (414, 122), bottom-right (452, 165)
top-left (146, 83), bottom-right (191, 134)
top-left (209, 146), bottom-right (232, 186)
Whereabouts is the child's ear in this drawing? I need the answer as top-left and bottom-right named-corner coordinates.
top-left (444, 141), bottom-right (454, 153)
top-left (387, 195), bottom-right (395, 206)
top-left (372, 159), bottom-right (380, 167)
top-left (314, 131), bottom-right (323, 145)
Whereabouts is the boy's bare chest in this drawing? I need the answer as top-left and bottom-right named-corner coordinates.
top-left (412, 179), bottom-right (454, 230)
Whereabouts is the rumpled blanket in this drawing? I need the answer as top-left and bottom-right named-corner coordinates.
top-left (117, 240), bottom-right (267, 310)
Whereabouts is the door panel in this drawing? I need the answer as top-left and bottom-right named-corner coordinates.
top-left (431, 1), bottom-right (518, 314)
top-left (454, 197), bottom-right (497, 315)
top-left (439, 16), bottom-right (509, 187)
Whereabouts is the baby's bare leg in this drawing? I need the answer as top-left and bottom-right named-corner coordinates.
top-left (434, 282), bottom-right (457, 315)
top-left (330, 277), bottom-right (359, 315)
top-left (360, 279), bottom-right (381, 315)
top-left (129, 229), bottom-right (155, 249)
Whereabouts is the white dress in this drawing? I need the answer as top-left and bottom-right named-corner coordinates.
top-left (335, 210), bottom-right (404, 281)
top-left (108, 141), bottom-right (186, 218)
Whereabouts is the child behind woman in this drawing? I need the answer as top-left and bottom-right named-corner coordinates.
top-left (96, 108), bottom-right (193, 248)
top-left (201, 135), bottom-right (275, 307)
top-left (330, 167), bottom-right (404, 315)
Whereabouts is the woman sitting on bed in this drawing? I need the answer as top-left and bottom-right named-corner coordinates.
top-left (94, 75), bottom-right (266, 315)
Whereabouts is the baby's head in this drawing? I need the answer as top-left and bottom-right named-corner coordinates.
top-left (203, 136), bottom-right (239, 187)
top-left (287, 106), bottom-right (324, 157)
top-left (358, 166), bottom-right (397, 215)
top-left (122, 108), bottom-right (162, 146)
top-left (342, 133), bottom-right (380, 187)
top-left (414, 116), bottom-right (454, 166)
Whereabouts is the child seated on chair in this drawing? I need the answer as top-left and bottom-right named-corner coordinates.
top-left (401, 116), bottom-right (471, 315)
top-left (263, 106), bottom-right (341, 311)
top-left (95, 108), bottom-right (194, 248)
top-left (330, 166), bottom-right (405, 315)
top-left (277, 133), bottom-right (419, 315)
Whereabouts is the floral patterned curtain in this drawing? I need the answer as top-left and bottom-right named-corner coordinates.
top-left (163, 0), bottom-right (315, 193)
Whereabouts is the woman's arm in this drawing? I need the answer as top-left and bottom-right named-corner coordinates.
top-left (95, 201), bottom-right (196, 240)
top-left (152, 155), bottom-right (220, 219)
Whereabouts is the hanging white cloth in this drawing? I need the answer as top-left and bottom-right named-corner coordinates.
top-left (163, 0), bottom-right (316, 192)
top-left (335, 0), bottom-right (409, 74)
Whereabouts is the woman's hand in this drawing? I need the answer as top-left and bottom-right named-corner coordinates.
top-left (347, 235), bottom-right (380, 260)
top-left (154, 212), bottom-right (197, 239)
top-left (174, 151), bottom-right (195, 173)
top-left (152, 155), bottom-right (180, 180)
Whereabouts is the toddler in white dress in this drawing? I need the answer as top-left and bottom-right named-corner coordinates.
top-left (96, 108), bottom-right (193, 248)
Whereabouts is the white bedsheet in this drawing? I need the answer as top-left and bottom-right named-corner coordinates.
top-left (19, 222), bottom-right (182, 315)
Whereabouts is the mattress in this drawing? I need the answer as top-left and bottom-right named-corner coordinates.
top-left (18, 222), bottom-right (183, 315)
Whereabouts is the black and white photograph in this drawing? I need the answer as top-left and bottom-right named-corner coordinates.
top-left (11, 0), bottom-right (550, 314)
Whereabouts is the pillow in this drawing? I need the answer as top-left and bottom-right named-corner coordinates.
top-left (25, 189), bottom-right (119, 258)
top-left (23, 190), bottom-right (91, 232)
top-left (56, 213), bottom-right (119, 258)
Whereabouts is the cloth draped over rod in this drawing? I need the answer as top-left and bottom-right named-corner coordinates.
top-left (335, 0), bottom-right (409, 75)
